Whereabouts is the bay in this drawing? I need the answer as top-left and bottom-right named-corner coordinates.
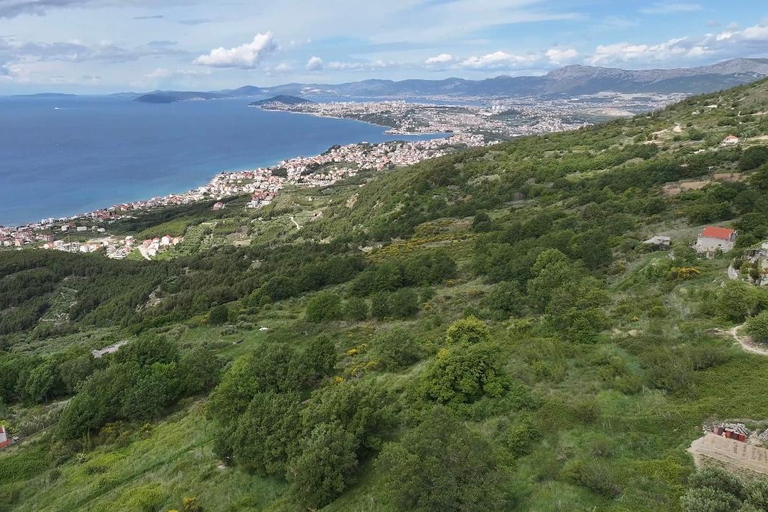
top-left (0, 96), bottom-right (436, 226)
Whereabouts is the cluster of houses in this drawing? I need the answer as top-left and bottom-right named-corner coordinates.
top-left (247, 190), bottom-right (278, 209)
top-left (139, 235), bottom-right (182, 259)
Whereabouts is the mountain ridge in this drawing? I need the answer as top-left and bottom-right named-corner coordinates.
top-left (131, 58), bottom-right (768, 103)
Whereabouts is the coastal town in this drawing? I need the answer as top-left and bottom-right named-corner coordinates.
top-left (253, 92), bottom-right (685, 138)
top-left (255, 98), bottom-right (588, 137)
top-left (1, 90), bottom-right (691, 261)
top-left (0, 133), bottom-right (488, 259)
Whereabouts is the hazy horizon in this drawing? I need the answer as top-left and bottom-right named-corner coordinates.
top-left (0, 1), bottom-right (766, 95)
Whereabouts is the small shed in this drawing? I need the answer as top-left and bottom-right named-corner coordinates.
top-left (712, 423), bottom-right (750, 443)
top-left (643, 235), bottom-right (672, 248)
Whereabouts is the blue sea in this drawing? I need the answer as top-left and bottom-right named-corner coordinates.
top-left (0, 96), bottom-right (437, 226)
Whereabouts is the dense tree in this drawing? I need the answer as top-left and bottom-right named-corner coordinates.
top-left (370, 291), bottom-right (392, 320)
top-left (120, 363), bottom-right (180, 420)
top-left (301, 379), bottom-right (390, 451)
top-left (178, 348), bottom-right (224, 395)
top-left (378, 407), bottom-right (508, 512)
top-left (300, 335), bottom-right (337, 381)
top-left (116, 334), bottom-right (179, 367)
top-left (717, 281), bottom-right (759, 322)
top-left (422, 343), bottom-right (508, 404)
top-left (739, 147), bottom-right (768, 171)
top-left (208, 305), bottom-right (229, 326)
top-left (472, 211), bottom-right (492, 232)
top-left (58, 354), bottom-right (101, 395)
top-left (527, 249), bottom-right (578, 312)
top-left (231, 392), bottom-right (303, 475)
top-left (485, 281), bottom-right (523, 317)
top-left (288, 422), bottom-right (359, 510)
top-left (305, 292), bottom-right (343, 323)
top-left (389, 288), bottom-right (420, 319)
top-left (24, 361), bottom-right (58, 403)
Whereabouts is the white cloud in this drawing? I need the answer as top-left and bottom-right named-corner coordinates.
top-left (274, 63), bottom-right (293, 72)
top-left (588, 20), bottom-right (768, 66)
top-left (194, 32), bottom-right (278, 69)
top-left (306, 56), bottom-right (323, 71)
top-left (425, 53), bottom-right (455, 65)
top-left (546, 47), bottom-right (578, 65)
top-left (640, 2), bottom-right (701, 15)
top-left (146, 67), bottom-right (211, 79)
top-left (326, 59), bottom-right (394, 71)
top-left (591, 39), bottom-right (697, 65)
top-left (460, 51), bottom-right (539, 70)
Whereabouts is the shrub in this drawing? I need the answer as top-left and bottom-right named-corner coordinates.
top-left (378, 407), bottom-right (508, 512)
top-left (208, 305), bottom-right (229, 326)
top-left (370, 292), bottom-right (392, 320)
top-left (746, 311), bottom-right (768, 344)
top-left (373, 329), bottom-right (422, 370)
top-left (305, 292), bottom-right (343, 323)
top-left (344, 297), bottom-right (369, 321)
top-left (389, 288), bottom-right (420, 319)
top-left (445, 316), bottom-right (490, 345)
top-left (422, 343), bottom-right (508, 405)
top-left (562, 458), bottom-right (621, 498)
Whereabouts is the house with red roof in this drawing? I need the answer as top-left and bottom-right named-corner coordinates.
top-left (0, 425), bottom-right (11, 450)
top-left (695, 226), bottom-right (738, 256)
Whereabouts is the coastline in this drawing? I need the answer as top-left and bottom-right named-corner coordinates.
top-left (0, 97), bottom-right (444, 229)
top-left (250, 104), bottom-right (451, 137)
top-left (0, 132), bottom-right (489, 252)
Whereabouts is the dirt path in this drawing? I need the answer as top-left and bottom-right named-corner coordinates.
top-left (290, 216), bottom-right (301, 230)
top-left (729, 324), bottom-right (768, 356)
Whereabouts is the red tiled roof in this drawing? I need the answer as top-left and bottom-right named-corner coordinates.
top-left (702, 226), bottom-right (735, 240)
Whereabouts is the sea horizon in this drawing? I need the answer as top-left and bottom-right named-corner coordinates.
top-left (0, 96), bottom-right (438, 227)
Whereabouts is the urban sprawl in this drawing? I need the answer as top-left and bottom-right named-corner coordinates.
top-left (2, 92), bottom-right (686, 260)
top-left (0, 134), bottom-right (488, 259)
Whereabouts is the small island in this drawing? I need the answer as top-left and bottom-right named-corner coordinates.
top-left (249, 95), bottom-right (316, 108)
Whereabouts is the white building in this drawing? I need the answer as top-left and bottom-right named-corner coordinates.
top-left (696, 226), bottom-right (737, 256)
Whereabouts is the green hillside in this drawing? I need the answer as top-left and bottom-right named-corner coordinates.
top-left (4, 79), bottom-right (768, 511)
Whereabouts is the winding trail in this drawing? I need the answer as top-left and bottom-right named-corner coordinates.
top-left (290, 216), bottom-right (301, 230)
top-left (729, 324), bottom-right (768, 356)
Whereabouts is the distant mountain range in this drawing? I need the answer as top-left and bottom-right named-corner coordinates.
top-left (122, 58), bottom-right (768, 103)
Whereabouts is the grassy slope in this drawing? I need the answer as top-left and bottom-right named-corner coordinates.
top-left (3, 79), bottom-right (768, 511)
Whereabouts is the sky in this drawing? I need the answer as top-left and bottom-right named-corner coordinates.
top-left (0, 0), bottom-right (766, 94)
